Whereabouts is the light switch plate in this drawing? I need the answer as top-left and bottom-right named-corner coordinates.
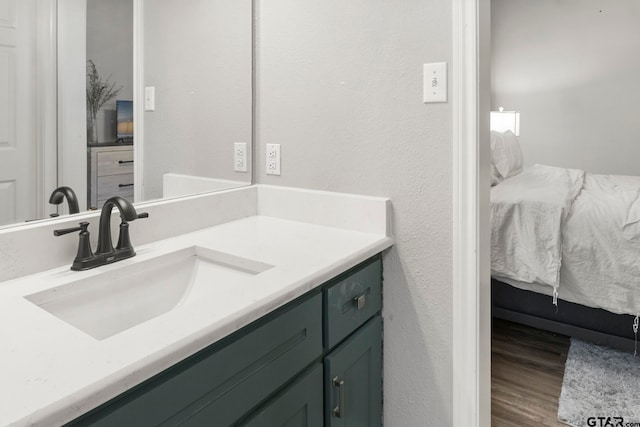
top-left (266, 144), bottom-right (281, 176)
top-left (144, 86), bottom-right (156, 111)
top-left (423, 62), bottom-right (447, 103)
top-left (234, 142), bottom-right (248, 172)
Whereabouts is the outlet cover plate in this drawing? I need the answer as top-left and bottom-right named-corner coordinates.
top-left (266, 144), bottom-right (281, 176)
top-left (234, 142), bottom-right (248, 172)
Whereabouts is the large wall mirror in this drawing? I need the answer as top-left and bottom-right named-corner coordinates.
top-left (0, 0), bottom-right (253, 229)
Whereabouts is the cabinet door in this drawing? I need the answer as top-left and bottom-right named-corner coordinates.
top-left (324, 316), bottom-right (382, 427)
top-left (240, 364), bottom-right (323, 427)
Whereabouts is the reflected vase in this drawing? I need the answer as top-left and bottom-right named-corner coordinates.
top-left (87, 111), bottom-right (98, 143)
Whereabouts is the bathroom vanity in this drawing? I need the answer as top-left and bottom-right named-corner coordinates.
top-left (0, 185), bottom-right (392, 427)
top-left (67, 255), bottom-right (382, 426)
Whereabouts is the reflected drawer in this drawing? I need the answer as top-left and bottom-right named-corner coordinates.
top-left (96, 150), bottom-right (134, 176)
top-left (97, 174), bottom-right (134, 201)
top-left (324, 258), bottom-right (382, 349)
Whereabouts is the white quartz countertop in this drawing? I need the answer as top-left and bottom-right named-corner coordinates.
top-left (0, 215), bottom-right (392, 426)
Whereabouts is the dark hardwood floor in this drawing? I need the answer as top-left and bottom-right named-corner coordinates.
top-left (492, 319), bottom-right (571, 427)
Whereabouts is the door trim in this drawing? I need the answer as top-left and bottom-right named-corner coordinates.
top-left (452, 0), bottom-right (491, 425)
top-left (35, 0), bottom-right (58, 217)
top-left (132, 0), bottom-right (144, 202)
top-left (57, 0), bottom-right (88, 212)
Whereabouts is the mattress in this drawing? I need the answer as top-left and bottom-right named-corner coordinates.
top-left (491, 166), bottom-right (640, 316)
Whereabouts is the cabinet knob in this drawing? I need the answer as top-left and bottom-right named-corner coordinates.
top-left (354, 294), bottom-right (367, 311)
top-left (332, 376), bottom-right (345, 418)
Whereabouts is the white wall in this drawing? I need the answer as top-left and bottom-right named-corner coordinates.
top-left (86, 0), bottom-right (133, 143)
top-left (57, 0), bottom-right (88, 211)
top-left (142, 0), bottom-right (252, 201)
top-left (256, 1), bottom-right (454, 424)
top-left (492, 0), bottom-right (640, 175)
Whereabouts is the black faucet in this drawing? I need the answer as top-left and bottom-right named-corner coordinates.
top-left (54, 196), bottom-right (148, 271)
top-left (49, 186), bottom-right (80, 216)
top-left (96, 196), bottom-right (149, 257)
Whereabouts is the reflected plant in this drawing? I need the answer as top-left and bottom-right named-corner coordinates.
top-left (86, 60), bottom-right (122, 119)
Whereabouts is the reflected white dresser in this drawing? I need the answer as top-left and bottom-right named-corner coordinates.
top-left (87, 144), bottom-right (134, 209)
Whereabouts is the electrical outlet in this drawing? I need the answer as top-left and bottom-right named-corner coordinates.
top-left (266, 144), bottom-right (281, 176)
top-left (234, 142), bottom-right (248, 172)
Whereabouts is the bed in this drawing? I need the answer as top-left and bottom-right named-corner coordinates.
top-left (489, 131), bottom-right (640, 352)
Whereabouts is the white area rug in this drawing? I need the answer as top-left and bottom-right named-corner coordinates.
top-left (558, 339), bottom-right (640, 427)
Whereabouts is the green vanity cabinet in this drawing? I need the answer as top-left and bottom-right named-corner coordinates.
top-left (324, 258), bottom-right (382, 349)
top-left (239, 364), bottom-right (324, 427)
top-left (66, 255), bottom-right (383, 427)
top-left (324, 316), bottom-right (382, 427)
top-left (67, 295), bottom-right (323, 427)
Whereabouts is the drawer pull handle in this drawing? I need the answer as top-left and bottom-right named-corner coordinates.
top-left (119, 183), bottom-right (134, 188)
top-left (354, 294), bottom-right (367, 310)
top-left (118, 160), bottom-right (134, 164)
top-left (332, 376), bottom-right (345, 418)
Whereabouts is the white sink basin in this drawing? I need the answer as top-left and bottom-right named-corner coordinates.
top-left (25, 246), bottom-right (273, 340)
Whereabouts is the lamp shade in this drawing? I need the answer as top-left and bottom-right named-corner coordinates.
top-left (490, 109), bottom-right (520, 136)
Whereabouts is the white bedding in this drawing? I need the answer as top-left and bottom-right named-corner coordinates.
top-left (491, 164), bottom-right (584, 288)
top-left (491, 166), bottom-right (640, 316)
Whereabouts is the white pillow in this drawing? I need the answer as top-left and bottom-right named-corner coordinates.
top-left (490, 160), bottom-right (502, 186)
top-left (490, 130), bottom-right (523, 185)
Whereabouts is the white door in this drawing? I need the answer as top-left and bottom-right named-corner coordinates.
top-left (0, 0), bottom-right (37, 226)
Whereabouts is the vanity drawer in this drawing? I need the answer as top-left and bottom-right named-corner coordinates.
top-left (97, 174), bottom-right (134, 201)
top-left (324, 257), bottom-right (382, 349)
top-left (68, 294), bottom-right (322, 427)
top-left (96, 150), bottom-right (134, 176)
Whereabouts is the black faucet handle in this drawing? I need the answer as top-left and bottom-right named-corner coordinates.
top-left (54, 222), bottom-right (94, 270)
top-left (115, 213), bottom-right (147, 253)
top-left (54, 222), bottom-right (90, 236)
top-left (119, 212), bottom-right (148, 225)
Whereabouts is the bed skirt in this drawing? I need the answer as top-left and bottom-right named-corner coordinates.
top-left (492, 279), bottom-right (637, 352)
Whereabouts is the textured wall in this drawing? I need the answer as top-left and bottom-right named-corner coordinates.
top-left (256, 0), bottom-right (454, 424)
top-left (492, 0), bottom-right (640, 175)
top-left (142, 0), bottom-right (252, 200)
